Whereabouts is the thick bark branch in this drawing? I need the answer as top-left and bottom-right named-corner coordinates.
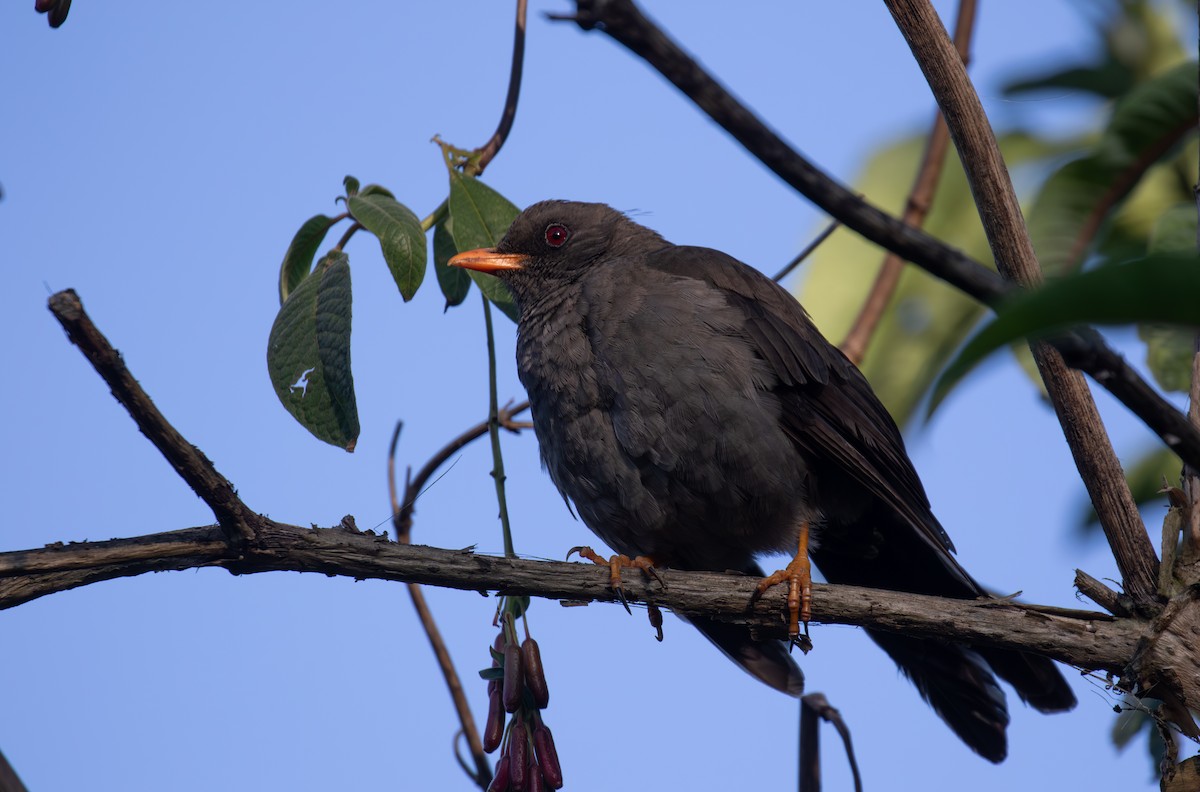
top-left (882, 0), bottom-right (1161, 607)
top-left (0, 521), bottom-right (1138, 673)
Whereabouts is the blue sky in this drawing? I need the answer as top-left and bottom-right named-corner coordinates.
top-left (0, 2), bottom-right (1188, 790)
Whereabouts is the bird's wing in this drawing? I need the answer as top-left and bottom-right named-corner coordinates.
top-left (644, 244), bottom-right (961, 563)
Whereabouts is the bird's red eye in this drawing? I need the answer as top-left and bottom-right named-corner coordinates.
top-left (544, 223), bottom-right (569, 248)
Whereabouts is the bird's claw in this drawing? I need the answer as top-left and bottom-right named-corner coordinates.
top-left (755, 521), bottom-right (813, 640)
top-left (566, 546), bottom-right (664, 614)
top-left (647, 603), bottom-right (664, 642)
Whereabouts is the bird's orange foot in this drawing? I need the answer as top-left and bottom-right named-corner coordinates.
top-left (567, 546), bottom-right (664, 614)
top-left (752, 521), bottom-right (813, 650)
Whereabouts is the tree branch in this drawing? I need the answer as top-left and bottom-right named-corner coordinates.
top-left (470, 0), bottom-right (528, 175)
top-left (882, 0), bottom-right (1161, 607)
top-left (841, 0), bottom-right (977, 364)
top-left (0, 520), bottom-right (1139, 673)
top-left (554, 0), bottom-right (1200, 483)
top-left (48, 289), bottom-right (262, 545)
top-left (389, 424), bottom-right (491, 789)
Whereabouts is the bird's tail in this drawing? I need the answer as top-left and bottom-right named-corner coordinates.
top-left (811, 506), bottom-right (1077, 762)
top-left (866, 631), bottom-right (1010, 762)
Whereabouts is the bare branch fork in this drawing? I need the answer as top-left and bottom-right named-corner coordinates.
top-left (4, 290), bottom-right (1145, 675)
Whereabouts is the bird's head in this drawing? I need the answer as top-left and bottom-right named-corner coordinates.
top-left (448, 200), bottom-right (667, 310)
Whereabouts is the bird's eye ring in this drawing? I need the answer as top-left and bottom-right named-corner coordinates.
top-left (544, 223), bottom-right (570, 248)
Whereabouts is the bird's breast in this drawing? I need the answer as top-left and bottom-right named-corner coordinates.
top-left (514, 274), bottom-right (815, 570)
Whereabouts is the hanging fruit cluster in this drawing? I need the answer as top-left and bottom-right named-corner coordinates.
top-left (482, 614), bottom-right (563, 791)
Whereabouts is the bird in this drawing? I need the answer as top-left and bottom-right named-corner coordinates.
top-left (449, 199), bottom-right (1076, 762)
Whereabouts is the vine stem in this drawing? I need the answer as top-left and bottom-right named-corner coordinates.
top-left (481, 294), bottom-right (516, 558)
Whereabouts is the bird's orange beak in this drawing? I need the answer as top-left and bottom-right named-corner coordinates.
top-left (448, 248), bottom-right (528, 272)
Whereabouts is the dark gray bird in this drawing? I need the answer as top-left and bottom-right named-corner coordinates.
top-left (450, 200), bottom-right (1076, 762)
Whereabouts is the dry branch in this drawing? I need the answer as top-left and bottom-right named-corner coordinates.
top-left (882, 0), bottom-right (1162, 608)
top-left (0, 519), bottom-right (1139, 673)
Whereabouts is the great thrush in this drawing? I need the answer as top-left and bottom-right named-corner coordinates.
top-left (450, 200), bottom-right (1076, 762)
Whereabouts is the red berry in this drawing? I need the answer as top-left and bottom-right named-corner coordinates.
top-left (533, 724), bottom-right (563, 789)
top-left (521, 638), bottom-right (550, 709)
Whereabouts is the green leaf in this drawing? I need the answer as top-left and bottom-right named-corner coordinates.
top-left (433, 217), bottom-right (471, 310)
top-left (343, 175), bottom-right (360, 197)
top-left (1027, 61), bottom-right (1199, 276)
top-left (1148, 202), bottom-right (1198, 254)
top-left (1139, 322), bottom-right (1194, 392)
top-left (1003, 61), bottom-right (1136, 101)
top-left (267, 251), bottom-right (360, 450)
top-left (348, 194), bottom-right (427, 301)
top-left (446, 172), bottom-right (521, 322)
top-left (478, 666), bottom-right (504, 681)
top-left (359, 183), bottom-right (396, 200)
top-left (931, 252), bottom-right (1200, 412)
top-left (278, 214), bottom-right (338, 304)
top-left (1138, 203), bottom-right (1199, 392)
top-left (446, 171), bottom-right (519, 250)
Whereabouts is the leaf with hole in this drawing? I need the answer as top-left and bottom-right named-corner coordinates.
top-left (267, 250), bottom-right (360, 450)
top-left (348, 194), bottom-right (427, 301)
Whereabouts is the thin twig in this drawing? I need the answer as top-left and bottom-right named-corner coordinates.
top-left (1074, 568), bottom-right (1128, 616)
top-left (554, 0), bottom-right (1200, 482)
top-left (393, 403), bottom-right (530, 541)
top-left (388, 424), bottom-right (492, 790)
top-left (481, 296), bottom-right (517, 557)
top-left (470, 0), bottom-right (528, 176)
top-left (840, 0), bottom-right (977, 365)
top-left (883, 0), bottom-right (1161, 608)
top-left (332, 222), bottom-right (364, 253)
top-left (771, 219), bottom-right (840, 283)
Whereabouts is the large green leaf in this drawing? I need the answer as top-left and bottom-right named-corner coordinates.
top-left (799, 132), bottom-right (1068, 426)
top-left (348, 194), bottom-right (427, 301)
top-left (433, 216), bottom-right (471, 310)
top-left (446, 172), bottom-right (520, 322)
top-left (278, 214), bottom-right (338, 304)
top-left (1027, 61), bottom-right (1198, 276)
top-left (267, 251), bottom-right (360, 451)
top-left (931, 252), bottom-right (1200, 412)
